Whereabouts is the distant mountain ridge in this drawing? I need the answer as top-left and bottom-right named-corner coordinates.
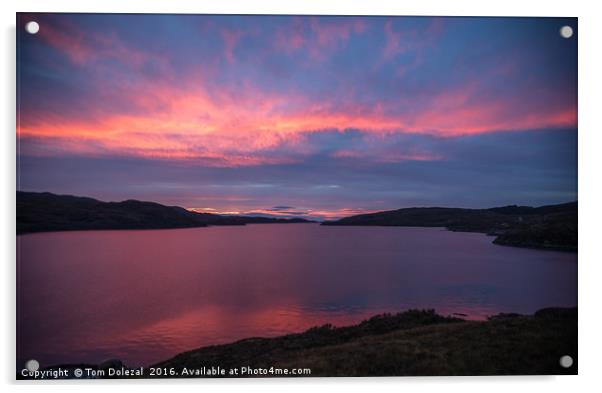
top-left (17, 192), bottom-right (577, 251)
top-left (16, 191), bottom-right (311, 234)
top-left (323, 202), bottom-right (577, 251)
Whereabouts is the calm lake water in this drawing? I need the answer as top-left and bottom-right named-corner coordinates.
top-left (17, 224), bottom-right (577, 367)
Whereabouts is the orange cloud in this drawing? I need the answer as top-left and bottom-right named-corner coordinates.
top-left (18, 74), bottom-right (576, 167)
top-left (19, 20), bottom-right (576, 167)
top-left (187, 206), bottom-right (380, 221)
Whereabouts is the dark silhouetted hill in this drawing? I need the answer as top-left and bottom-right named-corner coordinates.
top-left (150, 307), bottom-right (576, 377)
top-left (323, 202), bottom-right (577, 251)
top-left (16, 191), bottom-right (311, 234)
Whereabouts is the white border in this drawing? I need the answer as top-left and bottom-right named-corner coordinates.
top-left (3, 1), bottom-right (601, 392)
top-left (5, 0), bottom-right (584, 16)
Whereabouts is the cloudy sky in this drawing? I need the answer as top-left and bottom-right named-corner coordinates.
top-left (17, 14), bottom-right (577, 220)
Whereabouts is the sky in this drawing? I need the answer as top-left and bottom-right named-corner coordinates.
top-left (17, 13), bottom-right (577, 220)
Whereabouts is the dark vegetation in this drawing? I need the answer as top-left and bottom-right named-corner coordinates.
top-left (16, 191), bottom-right (311, 234)
top-left (151, 307), bottom-right (576, 377)
top-left (323, 202), bottom-right (577, 251)
top-left (31, 307), bottom-right (576, 378)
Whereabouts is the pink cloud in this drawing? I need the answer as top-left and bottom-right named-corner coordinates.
top-left (275, 18), bottom-right (307, 53)
top-left (381, 18), bottom-right (445, 64)
top-left (310, 17), bottom-right (365, 48)
top-left (18, 73), bottom-right (577, 167)
top-left (39, 20), bottom-right (165, 71)
top-left (383, 20), bottom-right (410, 60)
top-left (220, 28), bottom-right (244, 64)
top-left (19, 18), bottom-right (576, 167)
top-left (332, 150), bottom-right (442, 163)
top-left (275, 17), bottom-right (366, 61)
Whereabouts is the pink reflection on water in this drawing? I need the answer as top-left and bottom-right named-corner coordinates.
top-left (17, 224), bottom-right (576, 367)
top-left (82, 304), bottom-right (391, 366)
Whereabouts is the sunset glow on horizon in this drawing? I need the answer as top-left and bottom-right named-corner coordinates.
top-left (17, 14), bottom-right (577, 220)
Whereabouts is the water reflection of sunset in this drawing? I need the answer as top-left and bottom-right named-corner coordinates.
top-left (18, 225), bottom-right (576, 366)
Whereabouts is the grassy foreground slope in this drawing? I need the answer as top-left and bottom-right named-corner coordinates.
top-left (152, 307), bottom-right (577, 377)
top-left (29, 308), bottom-right (576, 378)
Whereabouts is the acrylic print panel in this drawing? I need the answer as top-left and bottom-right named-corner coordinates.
top-left (16, 13), bottom-right (577, 379)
